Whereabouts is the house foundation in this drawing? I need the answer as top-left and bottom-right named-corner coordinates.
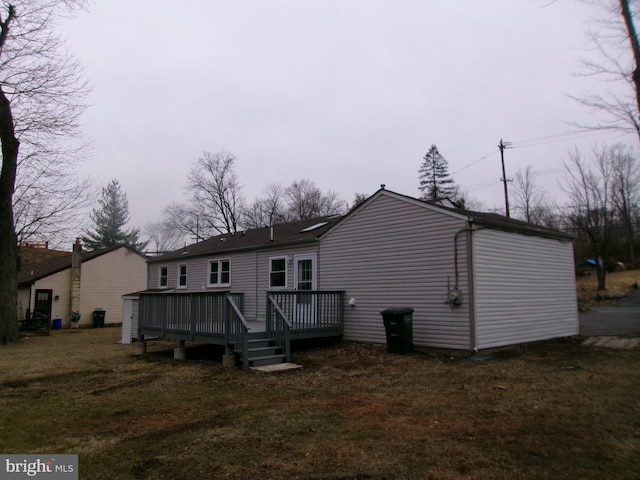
top-left (222, 354), bottom-right (236, 368)
top-left (174, 340), bottom-right (186, 361)
top-left (134, 341), bottom-right (146, 355)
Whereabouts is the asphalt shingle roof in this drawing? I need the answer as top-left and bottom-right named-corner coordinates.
top-left (148, 216), bottom-right (343, 263)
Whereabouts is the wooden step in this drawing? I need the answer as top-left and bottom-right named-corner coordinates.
top-left (234, 333), bottom-right (289, 368)
top-left (248, 345), bottom-right (281, 357)
top-left (249, 354), bottom-right (287, 367)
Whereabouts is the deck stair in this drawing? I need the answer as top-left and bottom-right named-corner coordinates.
top-left (236, 331), bottom-right (287, 367)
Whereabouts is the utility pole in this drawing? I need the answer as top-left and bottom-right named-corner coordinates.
top-left (498, 138), bottom-right (512, 218)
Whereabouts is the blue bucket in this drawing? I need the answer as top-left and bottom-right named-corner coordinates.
top-left (52, 318), bottom-right (62, 330)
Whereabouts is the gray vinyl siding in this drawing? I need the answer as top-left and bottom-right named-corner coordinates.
top-left (472, 229), bottom-right (578, 349)
top-left (320, 193), bottom-right (472, 350)
top-left (255, 244), bottom-right (321, 321)
top-left (147, 245), bottom-right (320, 322)
top-left (230, 252), bottom-right (258, 321)
top-left (147, 263), bottom-right (161, 289)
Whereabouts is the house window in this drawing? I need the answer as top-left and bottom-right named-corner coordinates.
top-left (178, 264), bottom-right (187, 288)
top-left (159, 266), bottom-right (168, 288)
top-left (208, 259), bottom-right (230, 286)
top-left (270, 257), bottom-right (287, 288)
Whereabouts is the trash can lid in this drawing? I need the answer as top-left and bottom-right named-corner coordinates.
top-left (380, 307), bottom-right (414, 315)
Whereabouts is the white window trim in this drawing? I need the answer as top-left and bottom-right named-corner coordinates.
top-left (159, 265), bottom-right (169, 289)
top-left (177, 263), bottom-right (188, 289)
top-left (269, 256), bottom-right (288, 289)
top-left (207, 258), bottom-right (231, 287)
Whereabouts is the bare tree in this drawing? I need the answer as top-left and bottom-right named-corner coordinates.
top-left (609, 143), bottom-right (640, 266)
top-left (164, 151), bottom-right (244, 239)
top-left (562, 146), bottom-right (618, 290)
top-left (143, 220), bottom-right (184, 255)
top-left (0, 0), bottom-right (88, 344)
top-left (510, 165), bottom-right (560, 227)
top-left (243, 183), bottom-right (288, 229)
top-left (350, 192), bottom-right (368, 211)
top-left (285, 179), bottom-right (345, 221)
top-left (568, 0), bottom-right (640, 140)
top-left (13, 168), bottom-right (94, 246)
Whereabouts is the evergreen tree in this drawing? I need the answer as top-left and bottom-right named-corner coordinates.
top-left (82, 179), bottom-right (146, 251)
top-left (418, 145), bottom-right (455, 200)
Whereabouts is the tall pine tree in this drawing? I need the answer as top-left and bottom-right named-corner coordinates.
top-left (418, 145), bottom-right (455, 200)
top-left (82, 179), bottom-right (146, 251)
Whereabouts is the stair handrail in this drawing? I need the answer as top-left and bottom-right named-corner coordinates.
top-left (225, 293), bottom-right (250, 369)
top-left (266, 294), bottom-right (292, 362)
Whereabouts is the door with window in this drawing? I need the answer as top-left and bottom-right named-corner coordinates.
top-left (294, 254), bottom-right (316, 325)
top-left (33, 289), bottom-right (53, 322)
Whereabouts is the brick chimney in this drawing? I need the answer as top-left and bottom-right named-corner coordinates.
top-left (70, 238), bottom-right (82, 320)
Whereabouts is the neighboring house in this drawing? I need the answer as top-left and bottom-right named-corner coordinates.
top-left (18, 242), bottom-right (148, 328)
top-left (136, 188), bottom-right (577, 357)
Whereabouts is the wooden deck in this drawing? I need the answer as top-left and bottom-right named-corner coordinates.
top-left (137, 290), bottom-right (344, 367)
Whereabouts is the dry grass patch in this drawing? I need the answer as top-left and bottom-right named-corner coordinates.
top-left (576, 269), bottom-right (640, 307)
top-left (1, 329), bottom-right (639, 479)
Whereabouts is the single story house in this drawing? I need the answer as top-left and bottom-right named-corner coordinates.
top-left (135, 188), bottom-right (577, 364)
top-left (18, 242), bottom-right (148, 328)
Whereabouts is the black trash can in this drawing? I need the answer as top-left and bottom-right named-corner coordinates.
top-left (92, 309), bottom-right (106, 328)
top-left (380, 308), bottom-right (414, 354)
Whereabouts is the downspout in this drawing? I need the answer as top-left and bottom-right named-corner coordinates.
top-left (465, 219), bottom-right (478, 352)
top-left (453, 222), bottom-right (477, 351)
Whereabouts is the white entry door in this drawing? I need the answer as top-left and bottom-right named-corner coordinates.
top-left (294, 254), bottom-right (317, 325)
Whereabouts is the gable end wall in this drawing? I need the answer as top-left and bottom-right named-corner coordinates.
top-left (320, 193), bottom-right (472, 349)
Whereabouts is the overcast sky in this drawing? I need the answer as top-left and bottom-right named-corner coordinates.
top-left (62, 0), bottom-right (636, 230)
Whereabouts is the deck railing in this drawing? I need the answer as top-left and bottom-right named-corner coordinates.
top-left (138, 291), bottom-right (246, 343)
top-left (266, 294), bottom-right (293, 362)
top-left (224, 294), bottom-right (250, 368)
top-left (266, 290), bottom-right (344, 338)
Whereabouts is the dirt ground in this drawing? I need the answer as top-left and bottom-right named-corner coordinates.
top-left (1, 327), bottom-right (639, 479)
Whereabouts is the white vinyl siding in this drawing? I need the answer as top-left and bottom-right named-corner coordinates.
top-left (320, 192), bottom-right (472, 350)
top-left (79, 248), bottom-right (148, 326)
top-left (472, 229), bottom-right (578, 349)
top-left (26, 269), bottom-right (71, 326)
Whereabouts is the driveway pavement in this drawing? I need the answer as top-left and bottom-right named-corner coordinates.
top-left (579, 289), bottom-right (640, 336)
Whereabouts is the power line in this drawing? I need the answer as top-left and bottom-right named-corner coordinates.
top-left (514, 129), bottom-right (629, 149)
top-left (450, 150), bottom-right (498, 175)
top-left (451, 128), bottom-right (630, 177)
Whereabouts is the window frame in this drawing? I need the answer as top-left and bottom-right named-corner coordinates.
top-left (177, 263), bottom-right (188, 289)
top-left (158, 265), bottom-right (168, 289)
top-left (269, 256), bottom-right (288, 289)
top-left (208, 258), bottom-right (231, 287)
